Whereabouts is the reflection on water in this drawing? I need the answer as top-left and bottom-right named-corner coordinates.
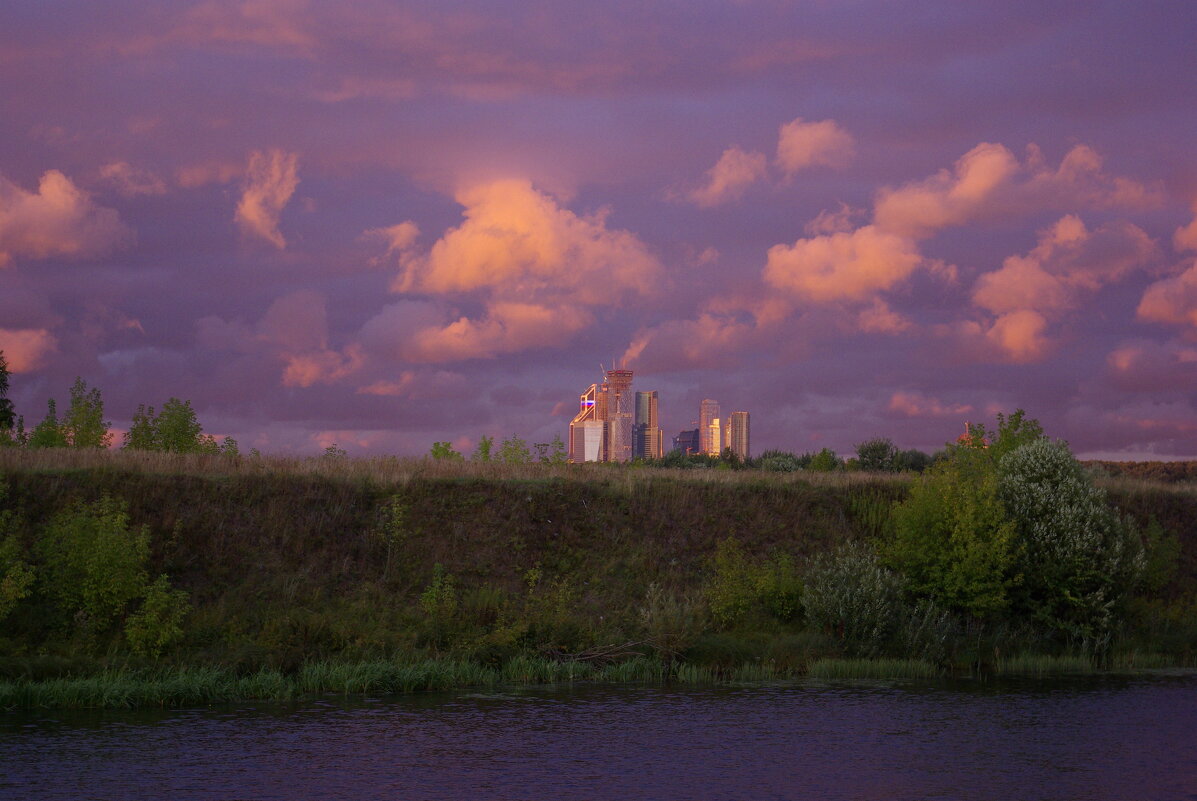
top-left (3, 673), bottom-right (1197, 801)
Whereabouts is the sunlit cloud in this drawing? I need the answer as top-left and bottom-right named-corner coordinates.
top-left (874, 142), bottom-right (1160, 240)
top-left (234, 149), bottom-right (299, 249)
top-left (687, 146), bottom-right (768, 207)
top-left (0, 328), bottom-right (58, 372)
top-left (1137, 262), bottom-right (1197, 336)
top-left (363, 220), bottom-right (420, 266)
top-left (1106, 340), bottom-right (1197, 392)
top-left (888, 391), bottom-right (974, 418)
top-left (99, 161), bottom-right (166, 197)
top-left (0, 170), bottom-right (130, 267)
top-left (387, 179), bottom-right (660, 361)
top-left (776, 117), bottom-right (854, 174)
top-left (763, 224), bottom-right (922, 304)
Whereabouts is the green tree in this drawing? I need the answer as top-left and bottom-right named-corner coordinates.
top-left (122, 398), bottom-right (220, 453)
top-left (63, 377), bottom-right (112, 448)
top-left (124, 575), bottom-right (190, 658)
top-left (807, 447), bottom-right (842, 472)
top-left (887, 449), bottom-right (1019, 618)
top-left (0, 350), bottom-right (14, 432)
top-left (855, 437), bottom-right (898, 472)
top-left (36, 495), bottom-right (150, 632)
top-left (429, 441), bottom-right (463, 460)
top-left (0, 482), bottom-right (34, 624)
top-left (28, 398), bottom-right (68, 448)
top-left (471, 434), bottom-right (494, 462)
top-left (498, 434), bottom-right (532, 464)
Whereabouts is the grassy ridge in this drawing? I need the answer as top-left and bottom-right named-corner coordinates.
top-left (1, 449), bottom-right (1195, 707)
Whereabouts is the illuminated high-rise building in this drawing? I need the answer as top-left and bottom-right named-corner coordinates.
top-left (708, 417), bottom-right (722, 455)
top-left (567, 369), bottom-right (634, 463)
top-left (634, 390), bottom-right (663, 460)
top-left (699, 399), bottom-right (720, 455)
top-left (729, 411), bottom-right (750, 460)
top-left (568, 382), bottom-right (604, 462)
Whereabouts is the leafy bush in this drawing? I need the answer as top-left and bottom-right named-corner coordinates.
top-left (125, 575), bottom-right (191, 658)
top-left (704, 538), bottom-right (803, 627)
top-left (998, 439), bottom-right (1144, 649)
top-left (36, 495), bottom-right (150, 632)
top-left (887, 451), bottom-right (1018, 618)
top-left (803, 541), bottom-right (903, 657)
top-left (855, 437), bottom-right (898, 472)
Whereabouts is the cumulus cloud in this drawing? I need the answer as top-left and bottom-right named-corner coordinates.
top-left (357, 369), bottom-right (467, 399)
top-left (874, 142), bottom-right (1161, 240)
top-left (1175, 205), bottom-right (1197, 252)
top-left (688, 146), bottom-right (768, 207)
top-left (763, 225), bottom-right (922, 304)
top-left (99, 162), bottom-right (167, 197)
top-left (972, 215), bottom-right (1155, 316)
top-left (0, 170), bottom-right (131, 267)
top-left (888, 391), bottom-right (973, 418)
top-left (958, 216), bottom-right (1156, 362)
top-left (776, 117), bottom-right (854, 174)
top-left (1106, 340), bottom-right (1197, 392)
top-left (234, 149), bottom-right (299, 248)
top-left (364, 220), bottom-right (420, 265)
top-left (198, 290), bottom-right (364, 386)
top-left (856, 299), bottom-right (911, 334)
top-left (388, 179), bottom-right (660, 361)
top-left (1138, 263), bottom-right (1197, 336)
top-left (621, 312), bottom-right (757, 371)
top-left (0, 328), bottom-right (58, 372)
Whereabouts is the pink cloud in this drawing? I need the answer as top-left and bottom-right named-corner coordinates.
top-left (356, 369), bottom-right (467, 399)
top-left (396, 179), bottom-right (659, 302)
top-left (1175, 205), bottom-right (1197, 253)
top-left (387, 179), bottom-right (660, 361)
top-left (776, 117), bottom-right (854, 174)
top-left (282, 343), bottom-right (365, 388)
top-left (972, 215), bottom-right (1155, 316)
top-left (1137, 262), bottom-right (1197, 336)
top-left (621, 312), bottom-right (757, 371)
top-left (888, 391), bottom-right (974, 418)
top-left (364, 220), bottom-right (420, 266)
top-left (1106, 340), bottom-right (1197, 392)
top-left (0, 328), bottom-right (58, 372)
top-left (763, 224), bottom-right (922, 303)
top-left (99, 162), bottom-right (167, 197)
top-left (985, 309), bottom-right (1051, 363)
top-left (234, 149), bottom-right (299, 248)
top-left (856, 299), bottom-right (911, 334)
top-left (687, 146), bottom-right (768, 207)
top-left (873, 142), bottom-right (1160, 240)
top-left (0, 170), bottom-right (131, 266)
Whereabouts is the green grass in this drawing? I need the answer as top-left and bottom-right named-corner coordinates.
top-left (993, 654), bottom-right (1093, 676)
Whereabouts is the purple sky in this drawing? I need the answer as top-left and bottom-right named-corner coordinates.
top-left (2, 1), bottom-right (1196, 459)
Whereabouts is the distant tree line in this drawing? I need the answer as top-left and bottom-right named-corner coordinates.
top-left (0, 350), bottom-right (235, 455)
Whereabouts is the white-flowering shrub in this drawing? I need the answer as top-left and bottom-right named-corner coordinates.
top-left (998, 439), bottom-right (1143, 649)
top-left (804, 541), bottom-right (903, 657)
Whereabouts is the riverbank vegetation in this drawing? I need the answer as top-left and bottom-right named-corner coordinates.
top-left (0, 413), bottom-right (1195, 709)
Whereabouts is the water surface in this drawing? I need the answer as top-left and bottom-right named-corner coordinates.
top-left (3, 673), bottom-right (1196, 800)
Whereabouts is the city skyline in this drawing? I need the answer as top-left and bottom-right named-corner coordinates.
top-left (1, 4), bottom-right (1196, 459)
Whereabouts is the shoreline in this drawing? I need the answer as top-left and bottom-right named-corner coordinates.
top-left (4, 653), bottom-right (1194, 711)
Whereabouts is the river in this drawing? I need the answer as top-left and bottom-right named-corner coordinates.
top-left (3, 673), bottom-right (1195, 800)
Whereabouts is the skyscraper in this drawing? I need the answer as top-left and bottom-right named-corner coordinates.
top-left (568, 382), bottom-right (604, 462)
top-left (729, 411), bottom-right (750, 461)
top-left (604, 369), bottom-right (634, 463)
top-left (567, 369), bottom-right (634, 463)
top-left (634, 390), bottom-right (663, 460)
top-left (699, 398), bottom-right (720, 455)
